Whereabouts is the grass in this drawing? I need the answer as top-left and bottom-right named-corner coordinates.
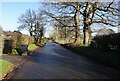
top-left (0, 59), bottom-right (12, 79)
top-left (56, 38), bottom-right (83, 45)
top-left (56, 39), bottom-right (65, 44)
top-left (28, 44), bottom-right (38, 51)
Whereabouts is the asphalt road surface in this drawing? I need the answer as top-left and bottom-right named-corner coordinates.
top-left (12, 42), bottom-right (120, 79)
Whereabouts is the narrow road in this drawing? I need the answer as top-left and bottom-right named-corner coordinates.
top-left (12, 42), bottom-right (120, 79)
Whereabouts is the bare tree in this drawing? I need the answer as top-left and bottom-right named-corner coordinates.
top-left (18, 9), bottom-right (37, 36)
top-left (42, 1), bottom-right (119, 45)
top-left (42, 2), bottom-right (83, 44)
top-left (18, 9), bottom-right (45, 44)
top-left (79, 1), bottom-right (119, 45)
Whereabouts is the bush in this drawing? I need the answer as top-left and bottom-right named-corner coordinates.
top-left (15, 47), bottom-right (23, 56)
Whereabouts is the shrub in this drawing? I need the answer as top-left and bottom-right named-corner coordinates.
top-left (12, 49), bottom-right (18, 55)
top-left (15, 47), bottom-right (23, 56)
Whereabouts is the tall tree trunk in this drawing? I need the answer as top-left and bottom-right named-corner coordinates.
top-left (74, 3), bottom-right (80, 43)
top-left (30, 31), bottom-right (33, 36)
top-left (29, 23), bottom-right (33, 36)
top-left (83, 16), bottom-right (89, 45)
top-left (39, 36), bottom-right (42, 43)
top-left (83, 17), bottom-right (91, 45)
top-left (83, 2), bottom-right (98, 45)
top-left (33, 36), bottom-right (38, 44)
top-left (83, 27), bottom-right (90, 45)
top-left (83, 2), bottom-right (91, 45)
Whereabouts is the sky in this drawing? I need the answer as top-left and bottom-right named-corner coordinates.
top-left (0, 1), bottom-right (119, 37)
top-left (1, 2), bottom-right (42, 35)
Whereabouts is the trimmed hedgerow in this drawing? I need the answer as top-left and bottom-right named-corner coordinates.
top-left (90, 33), bottom-right (120, 52)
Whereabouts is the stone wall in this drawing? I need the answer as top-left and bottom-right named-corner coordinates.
top-left (0, 27), bottom-right (3, 55)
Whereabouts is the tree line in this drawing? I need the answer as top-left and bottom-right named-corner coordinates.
top-left (43, 1), bottom-right (119, 45)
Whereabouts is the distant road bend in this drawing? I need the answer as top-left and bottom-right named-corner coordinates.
top-left (12, 42), bottom-right (120, 79)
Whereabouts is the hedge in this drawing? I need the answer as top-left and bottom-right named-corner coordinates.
top-left (90, 33), bottom-right (120, 52)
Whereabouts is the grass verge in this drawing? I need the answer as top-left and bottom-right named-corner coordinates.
top-left (61, 44), bottom-right (120, 71)
top-left (28, 44), bottom-right (39, 51)
top-left (0, 59), bottom-right (12, 79)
